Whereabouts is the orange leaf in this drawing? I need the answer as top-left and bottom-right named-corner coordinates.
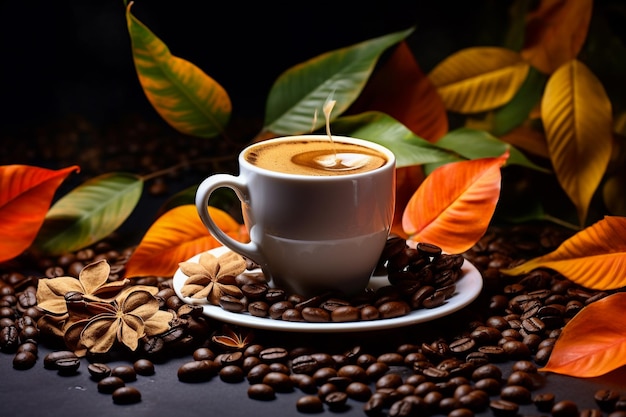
top-left (500, 216), bottom-right (626, 290)
top-left (124, 205), bottom-right (249, 278)
top-left (0, 165), bottom-right (79, 263)
top-left (499, 124), bottom-right (550, 159)
top-left (349, 42), bottom-right (448, 142)
top-left (540, 292), bottom-right (626, 377)
top-left (521, 0), bottom-right (593, 74)
top-left (402, 152), bottom-right (508, 254)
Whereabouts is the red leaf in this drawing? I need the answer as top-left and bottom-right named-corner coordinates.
top-left (349, 42), bottom-right (448, 142)
top-left (0, 165), bottom-right (79, 262)
top-left (124, 205), bottom-right (249, 278)
top-left (540, 292), bottom-right (626, 377)
top-left (521, 0), bottom-right (593, 74)
top-left (402, 152), bottom-right (508, 254)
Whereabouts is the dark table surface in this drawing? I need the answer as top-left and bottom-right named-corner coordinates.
top-left (2, 305), bottom-right (626, 417)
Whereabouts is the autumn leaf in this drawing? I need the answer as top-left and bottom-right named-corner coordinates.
top-left (126, 2), bottom-right (231, 138)
top-left (521, 0), bottom-right (593, 74)
top-left (499, 124), bottom-right (550, 159)
top-left (33, 173), bottom-right (143, 256)
top-left (541, 60), bottom-right (613, 226)
top-left (348, 41), bottom-right (448, 142)
top-left (0, 165), bottom-right (79, 263)
top-left (428, 47), bottom-right (530, 114)
top-left (500, 216), bottom-right (626, 290)
top-left (540, 292), bottom-right (626, 378)
top-left (402, 152), bottom-right (509, 254)
top-left (262, 27), bottom-right (414, 135)
top-left (124, 205), bottom-right (249, 278)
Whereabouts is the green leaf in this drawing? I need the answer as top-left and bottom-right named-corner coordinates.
top-left (330, 111), bottom-right (458, 168)
top-left (491, 67), bottom-right (547, 136)
top-left (126, 3), bottom-right (231, 138)
top-left (263, 27), bottom-right (415, 135)
top-left (424, 128), bottom-right (551, 174)
top-left (33, 173), bottom-right (144, 255)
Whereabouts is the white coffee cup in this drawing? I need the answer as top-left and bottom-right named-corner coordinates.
top-left (195, 135), bottom-right (396, 297)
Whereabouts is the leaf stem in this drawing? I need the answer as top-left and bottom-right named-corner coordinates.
top-left (140, 154), bottom-right (238, 182)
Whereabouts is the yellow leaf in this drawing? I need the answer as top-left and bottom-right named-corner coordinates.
top-left (428, 47), bottom-right (530, 114)
top-left (124, 205), bottom-right (248, 278)
top-left (501, 216), bottom-right (626, 290)
top-left (541, 60), bottom-right (613, 226)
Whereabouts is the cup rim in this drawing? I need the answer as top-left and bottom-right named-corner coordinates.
top-left (239, 135), bottom-right (396, 179)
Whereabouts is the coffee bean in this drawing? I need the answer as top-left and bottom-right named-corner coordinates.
top-left (12, 351), bottom-right (36, 370)
top-left (301, 307), bottom-right (330, 323)
top-left (346, 381), bottom-right (372, 402)
top-left (533, 392), bottom-right (555, 411)
top-left (247, 363), bottom-right (271, 384)
top-left (506, 371), bottom-right (534, 390)
top-left (248, 383), bottom-right (276, 401)
top-left (500, 385), bottom-right (532, 404)
top-left (262, 372), bottom-right (293, 392)
top-left (259, 347), bottom-right (289, 363)
top-left (133, 359), bottom-right (155, 376)
top-left (290, 373), bottom-right (318, 394)
top-left (595, 389), bottom-right (621, 412)
top-left (56, 356), bottom-right (81, 375)
top-left (111, 365), bottom-right (137, 382)
top-left (312, 367), bottom-right (337, 385)
top-left (291, 355), bottom-right (319, 374)
top-left (378, 301), bottom-right (411, 319)
top-left (219, 365), bottom-right (245, 383)
top-left (192, 347), bottom-right (215, 361)
top-left (88, 363), bottom-right (112, 381)
top-left (375, 372), bottom-right (404, 389)
top-left (331, 306), bottom-right (360, 322)
top-left (324, 391), bottom-right (348, 410)
top-left (219, 295), bottom-right (247, 313)
top-left (471, 363), bottom-right (502, 381)
top-left (98, 376), bottom-right (126, 394)
top-left (366, 362), bottom-right (389, 380)
top-left (552, 400), bottom-right (580, 417)
top-left (489, 399), bottom-right (519, 417)
top-left (337, 364), bottom-right (367, 382)
top-left (248, 301), bottom-right (269, 317)
top-left (296, 395), bottom-right (324, 413)
top-left (177, 360), bottom-right (219, 383)
top-left (448, 408), bottom-right (475, 417)
top-left (112, 386), bottom-right (142, 404)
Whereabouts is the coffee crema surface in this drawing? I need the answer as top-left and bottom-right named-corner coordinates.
top-left (245, 139), bottom-right (387, 176)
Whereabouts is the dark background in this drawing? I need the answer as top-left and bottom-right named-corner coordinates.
top-left (0, 0), bottom-right (513, 136)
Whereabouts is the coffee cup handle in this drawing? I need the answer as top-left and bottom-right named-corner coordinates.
top-left (195, 174), bottom-right (262, 262)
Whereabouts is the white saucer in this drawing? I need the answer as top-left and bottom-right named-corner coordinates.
top-left (172, 246), bottom-right (483, 333)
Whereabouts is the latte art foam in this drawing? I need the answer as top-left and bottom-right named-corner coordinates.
top-left (245, 140), bottom-right (387, 176)
top-left (294, 151), bottom-right (380, 172)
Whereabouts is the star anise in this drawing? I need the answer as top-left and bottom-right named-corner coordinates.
top-left (179, 250), bottom-right (246, 305)
top-left (36, 259), bottom-right (132, 317)
top-left (63, 289), bottom-right (174, 356)
top-left (211, 325), bottom-right (254, 351)
top-left (36, 259), bottom-right (161, 341)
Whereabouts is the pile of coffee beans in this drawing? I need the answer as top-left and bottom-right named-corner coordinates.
top-left (2, 222), bottom-right (626, 416)
top-left (213, 240), bottom-right (465, 323)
